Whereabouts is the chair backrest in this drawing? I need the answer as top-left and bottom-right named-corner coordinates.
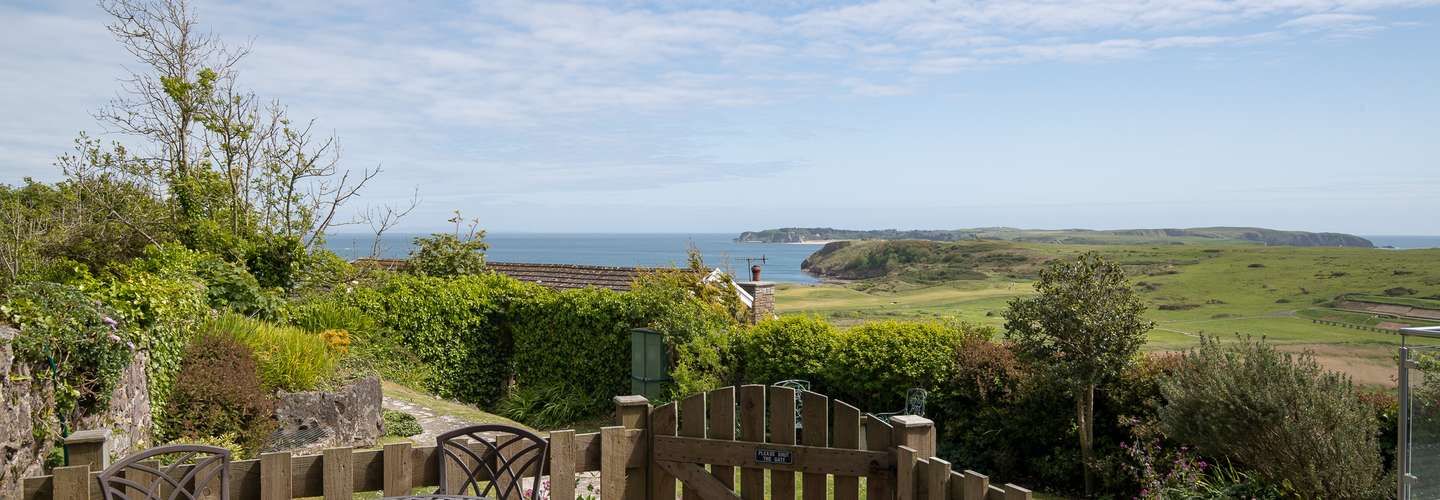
top-left (96, 444), bottom-right (231, 500)
top-left (436, 425), bottom-right (549, 500)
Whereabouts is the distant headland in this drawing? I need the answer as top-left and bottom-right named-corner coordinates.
top-left (735, 226), bottom-right (1374, 248)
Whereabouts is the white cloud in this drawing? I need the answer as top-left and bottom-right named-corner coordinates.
top-left (1, 0), bottom-right (1436, 205)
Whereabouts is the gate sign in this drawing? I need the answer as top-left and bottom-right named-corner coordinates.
top-left (755, 448), bottom-right (793, 465)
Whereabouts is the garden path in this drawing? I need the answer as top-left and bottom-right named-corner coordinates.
top-left (382, 396), bottom-right (481, 445)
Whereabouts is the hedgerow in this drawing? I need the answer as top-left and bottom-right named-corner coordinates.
top-left (338, 272), bottom-right (536, 406)
top-left (732, 315), bottom-right (836, 387)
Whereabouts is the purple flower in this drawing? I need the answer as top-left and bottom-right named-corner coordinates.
top-left (102, 316), bottom-right (118, 328)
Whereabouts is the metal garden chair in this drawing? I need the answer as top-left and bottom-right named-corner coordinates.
top-left (96, 444), bottom-right (231, 500)
top-left (435, 425), bottom-right (548, 500)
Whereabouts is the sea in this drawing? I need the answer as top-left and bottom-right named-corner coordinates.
top-left (325, 233), bottom-right (826, 284)
top-left (323, 233), bottom-right (1440, 285)
top-left (1362, 235), bottom-right (1440, 250)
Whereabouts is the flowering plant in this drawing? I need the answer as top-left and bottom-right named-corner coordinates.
top-left (1118, 418), bottom-right (1208, 499)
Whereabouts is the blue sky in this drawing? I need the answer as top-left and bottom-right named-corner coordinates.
top-left (2, 0), bottom-right (1438, 234)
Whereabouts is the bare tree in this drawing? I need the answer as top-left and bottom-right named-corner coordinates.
top-left (357, 188), bottom-right (420, 259)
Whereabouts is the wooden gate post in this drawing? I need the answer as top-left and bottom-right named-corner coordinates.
top-left (64, 429), bottom-right (111, 470)
top-left (615, 395), bottom-right (651, 500)
top-left (888, 416), bottom-right (936, 459)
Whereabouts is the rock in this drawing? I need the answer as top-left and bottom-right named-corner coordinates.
top-left (268, 376), bottom-right (383, 454)
top-left (1, 324), bottom-right (49, 500)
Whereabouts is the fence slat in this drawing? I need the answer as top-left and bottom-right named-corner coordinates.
top-left (800, 391), bottom-right (829, 500)
top-left (383, 442), bottom-right (412, 496)
top-left (708, 387), bottom-right (737, 490)
top-left (947, 471), bottom-right (966, 500)
top-left (768, 386), bottom-right (797, 500)
top-left (739, 385), bottom-right (766, 500)
top-left (322, 447), bottom-right (353, 500)
top-left (864, 416), bottom-right (895, 500)
top-left (962, 470), bottom-right (989, 500)
top-left (53, 465), bottom-right (89, 500)
top-left (601, 426), bottom-right (630, 500)
top-left (615, 395), bottom-right (651, 500)
top-left (926, 459), bottom-right (950, 500)
top-left (260, 452), bottom-right (291, 500)
top-left (832, 401), bottom-right (861, 500)
top-left (1003, 484), bottom-right (1032, 500)
top-left (680, 392), bottom-right (708, 500)
top-left (653, 403), bottom-right (679, 500)
top-left (125, 460), bottom-right (160, 500)
top-left (896, 447), bottom-right (918, 500)
top-left (549, 430), bottom-right (576, 500)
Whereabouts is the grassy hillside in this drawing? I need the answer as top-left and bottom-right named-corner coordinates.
top-left (779, 240), bottom-right (1440, 385)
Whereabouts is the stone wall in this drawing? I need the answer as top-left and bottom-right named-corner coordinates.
top-left (268, 376), bottom-right (383, 455)
top-left (0, 324), bottom-right (153, 499)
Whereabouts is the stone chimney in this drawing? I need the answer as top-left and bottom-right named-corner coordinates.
top-left (738, 265), bottom-right (775, 325)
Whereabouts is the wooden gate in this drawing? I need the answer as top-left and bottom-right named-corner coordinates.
top-left (639, 385), bottom-right (1032, 500)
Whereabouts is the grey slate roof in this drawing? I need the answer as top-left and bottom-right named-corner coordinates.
top-left (352, 258), bottom-right (648, 292)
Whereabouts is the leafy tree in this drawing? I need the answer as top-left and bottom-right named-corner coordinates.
top-left (407, 211), bottom-right (489, 277)
top-left (1002, 252), bottom-right (1152, 496)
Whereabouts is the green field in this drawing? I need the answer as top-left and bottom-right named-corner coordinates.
top-left (778, 242), bottom-right (1440, 385)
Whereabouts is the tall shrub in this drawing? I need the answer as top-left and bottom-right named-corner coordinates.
top-left (510, 287), bottom-right (646, 415)
top-left (1158, 336), bottom-right (1385, 498)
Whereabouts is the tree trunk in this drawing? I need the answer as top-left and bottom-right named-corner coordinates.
top-left (1077, 384), bottom-right (1096, 497)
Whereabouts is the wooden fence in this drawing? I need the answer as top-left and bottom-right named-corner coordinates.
top-left (19, 386), bottom-right (1031, 500)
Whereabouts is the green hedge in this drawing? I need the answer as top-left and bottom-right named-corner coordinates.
top-left (342, 273), bottom-right (535, 406)
top-left (719, 316), bottom-right (990, 414)
top-left (316, 268), bottom-right (739, 417)
top-left (511, 287), bottom-right (649, 415)
top-left (733, 315), bottom-right (836, 387)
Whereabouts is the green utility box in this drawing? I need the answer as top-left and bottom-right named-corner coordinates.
top-left (630, 328), bottom-right (671, 400)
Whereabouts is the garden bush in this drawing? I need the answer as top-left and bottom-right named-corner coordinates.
top-left (1158, 336), bottom-right (1386, 498)
top-left (162, 333), bottom-right (277, 457)
top-left (407, 225), bottom-right (488, 278)
top-left (382, 409), bottom-right (423, 438)
top-left (669, 325), bottom-right (737, 397)
top-left (126, 243), bottom-right (282, 318)
top-left (206, 313), bottom-right (337, 392)
top-left (732, 315), bottom-right (837, 386)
